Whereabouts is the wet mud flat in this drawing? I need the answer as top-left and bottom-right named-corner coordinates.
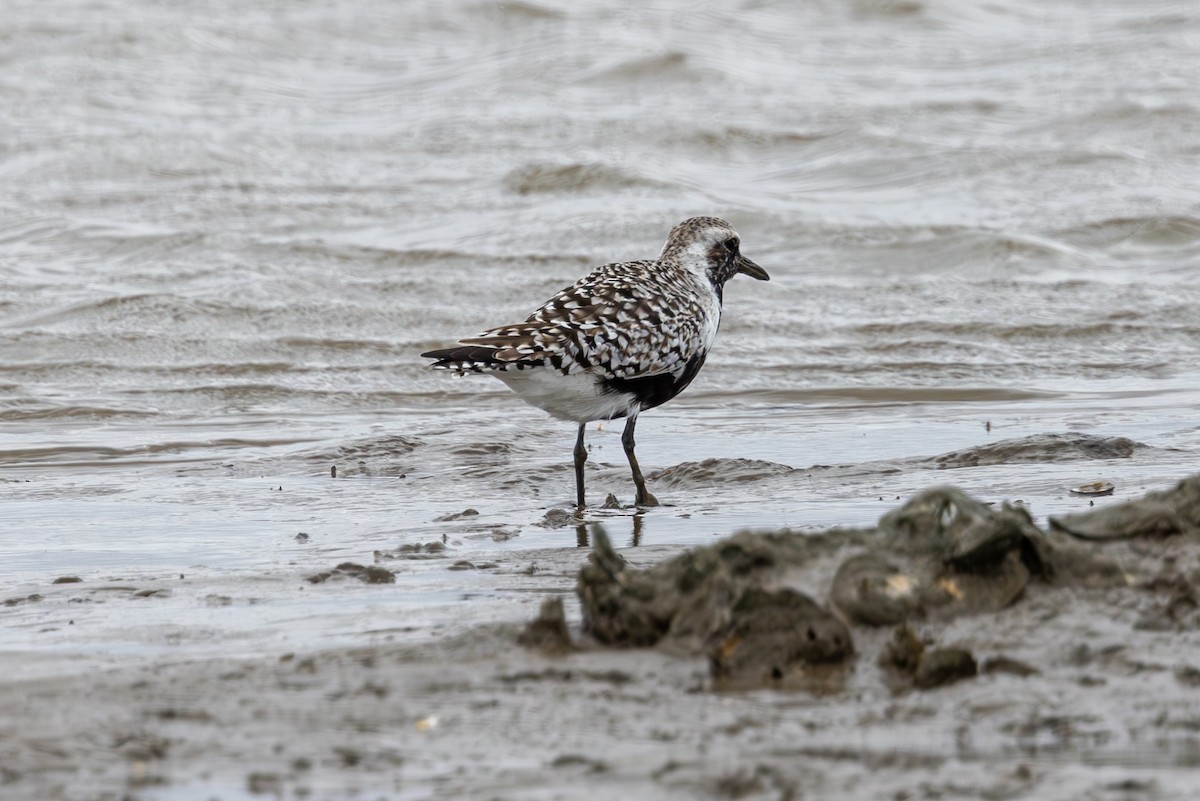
top-left (6, 469), bottom-right (1200, 800)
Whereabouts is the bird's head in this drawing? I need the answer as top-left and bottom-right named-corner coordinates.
top-left (659, 216), bottom-right (769, 288)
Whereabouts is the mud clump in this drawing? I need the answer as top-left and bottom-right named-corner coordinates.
top-left (434, 508), bottom-right (479, 522)
top-left (306, 563), bottom-right (395, 585)
top-left (877, 486), bottom-right (1048, 572)
top-left (880, 626), bottom-right (978, 691)
top-left (649, 457), bottom-right (795, 488)
top-left (1133, 567), bottom-right (1200, 631)
top-left (518, 596), bottom-right (573, 655)
top-left (578, 525), bottom-right (868, 652)
top-left (932, 432), bottom-right (1139, 468)
top-left (831, 487), bottom-right (1051, 626)
top-left (982, 656), bottom-right (1039, 678)
top-left (537, 508), bottom-right (580, 529)
top-left (571, 477), bottom-right (1200, 692)
top-left (830, 485), bottom-right (1134, 626)
top-left (709, 588), bottom-right (852, 689)
top-left (4, 594), bottom-right (43, 607)
top-left (915, 648), bottom-right (978, 689)
top-left (375, 541), bottom-right (448, 561)
top-left (247, 772), bottom-right (283, 795)
top-left (578, 527), bottom-right (859, 687)
top-left (1050, 474), bottom-right (1200, 541)
top-left (830, 550), bottom-right (1030, 626)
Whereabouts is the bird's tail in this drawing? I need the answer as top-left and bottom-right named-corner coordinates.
top-left (421, 345), bottom-right (537, 373)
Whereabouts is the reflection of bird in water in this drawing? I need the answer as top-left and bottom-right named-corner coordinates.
top-left (573, 514), bottom-right (647, 549)
top-left (422, 217), bottom-right (769, 508)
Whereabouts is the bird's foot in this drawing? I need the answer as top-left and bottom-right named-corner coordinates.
top-left (634, 490), bottom-right (660, 507)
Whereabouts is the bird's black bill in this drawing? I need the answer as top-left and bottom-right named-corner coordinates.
top-left (735, 255), bottom-right (769, 281)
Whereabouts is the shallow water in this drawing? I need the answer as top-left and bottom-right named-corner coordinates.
top-left (2, 0), bottom-right (1200, 794)
top-left (5, 0), bottom-right (1200, 586)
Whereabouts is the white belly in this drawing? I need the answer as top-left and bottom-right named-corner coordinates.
top-left (493, 368), bottom-right (636, 423)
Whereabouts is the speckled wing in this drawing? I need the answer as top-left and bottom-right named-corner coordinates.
top-left (451, 260), bottom-right (707, 380)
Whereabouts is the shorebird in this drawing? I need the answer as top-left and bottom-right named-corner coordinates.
top-left (421, 216), bottom-right (769, 508)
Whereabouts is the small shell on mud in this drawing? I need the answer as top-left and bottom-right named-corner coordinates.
top-left (1070, 481), bottom-right (1115, 497)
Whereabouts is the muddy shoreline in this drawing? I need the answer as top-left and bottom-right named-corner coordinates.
top-left (8, 465), bottom-right (1200, 800)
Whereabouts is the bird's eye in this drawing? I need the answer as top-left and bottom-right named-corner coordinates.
top-left (724, 237), bottom-right (739, 252)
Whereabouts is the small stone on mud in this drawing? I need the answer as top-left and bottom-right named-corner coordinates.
top-left (880, 625), bottom-right (924, 673)
top-left (294, 532), bottom-right (310, 543)
top-left (1174, 665), bottom-right (1200, 686)
top-left (914, 647), bottom-right (978, 689)
top-left (550, 753), bottom-right (609, 772)
top-left (154, 707), bottom-right (213, 722)
top-left (518, 596), bottom-right (573, 654)
top-left (379, 541), bottom-right (447, 560)
top-left (52, 576), bottom-right (82, 584)
top-left (602, 493), bottom-right (622, 509)
top-left (333, 746), bottom-right (362, 766)
top-left (982, 656), bottom-right (1039, 677)
top-left (880, 626), bottom-right (977, 690)
top-left (119, 733), bottom-right (171, 761)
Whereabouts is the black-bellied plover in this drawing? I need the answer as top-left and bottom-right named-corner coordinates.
top-left (422, 216), bottom-right (769, 508)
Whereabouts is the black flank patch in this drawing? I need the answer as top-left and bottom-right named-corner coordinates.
top-left (601, 352), bottom-right (708, 412)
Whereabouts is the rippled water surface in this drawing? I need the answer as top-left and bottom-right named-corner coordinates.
top-left (2, 0), bottom-right (1200, 796)
top-left (4, 0), bottom-right (1199, 641)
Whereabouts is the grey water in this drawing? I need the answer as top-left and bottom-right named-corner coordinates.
top-left (2, 0), bottom-right (1199, 654)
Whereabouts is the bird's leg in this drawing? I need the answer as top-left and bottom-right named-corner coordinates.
top-left (622, 415), bottom-right (660, 507)
top-left (574, 423), bottom-right (587, 510)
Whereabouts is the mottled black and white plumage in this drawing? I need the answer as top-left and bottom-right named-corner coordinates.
top-left (422, 216), bottom-right (769, 508)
